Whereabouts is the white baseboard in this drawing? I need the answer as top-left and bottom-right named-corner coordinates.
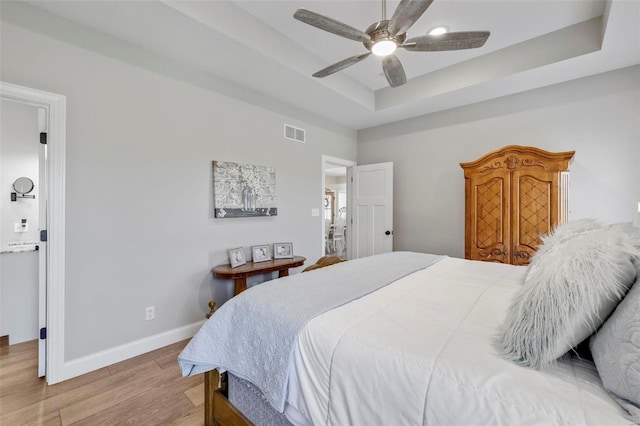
top-left (63, 320), bottom-right (205, 381)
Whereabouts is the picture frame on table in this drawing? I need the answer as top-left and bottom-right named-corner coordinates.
top-left (274, 242), bottom-right (293, 259)
top-left (228, 247), bottom-right (246, 268)
top-left (252, 244), bottom-right (271, 263)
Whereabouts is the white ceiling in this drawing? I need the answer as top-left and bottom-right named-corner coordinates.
top-left (26, 0), bottom-right (640, 130)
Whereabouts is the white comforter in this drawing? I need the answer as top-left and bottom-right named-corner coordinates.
top-left (285, 257), bottom-right (628, 426)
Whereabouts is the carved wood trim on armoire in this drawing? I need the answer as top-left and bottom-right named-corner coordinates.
top-left (460, 145), bottom-right (575, 265)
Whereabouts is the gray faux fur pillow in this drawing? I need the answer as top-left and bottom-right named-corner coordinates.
top-left (496, 221), bottom-right (640, 369)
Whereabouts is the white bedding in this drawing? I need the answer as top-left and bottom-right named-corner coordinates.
top-left (285, 257), bottom-right (628, 426)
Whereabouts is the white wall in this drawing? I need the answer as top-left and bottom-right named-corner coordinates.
top-left (358, 66), bottom-right (640, 258)
top-left (1, 3), bottom-right (357, 362)
top-left (325, 176), bottom-right (347, 211)
top-left (1, 99), bottom-right (40, 247)
top-left (326, 181), bottom-right (347, 213)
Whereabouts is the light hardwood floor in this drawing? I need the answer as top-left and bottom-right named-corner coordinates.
top-left (0, 338), bottom-right (205, 425)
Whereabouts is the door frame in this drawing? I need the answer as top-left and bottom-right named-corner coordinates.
top-left (38, 106), bottom-right (47, 377)
top-left (322, 155), bottom-right (356, 259)
top-left (1, 81), bottom-right (66, 384)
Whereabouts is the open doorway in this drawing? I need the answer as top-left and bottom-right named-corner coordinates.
top-left (322, 156), bottom-right (355, 260)
top-left (1, 82), bottom-right (66, 384)
top-left (0, 99), bottom-right (42, 358)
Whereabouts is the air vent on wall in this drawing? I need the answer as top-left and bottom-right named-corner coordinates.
top-left (284, 124), bottom-right (305, 143)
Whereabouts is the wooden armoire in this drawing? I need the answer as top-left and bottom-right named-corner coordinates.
top-left (460, 145), bottom-right (574, 265)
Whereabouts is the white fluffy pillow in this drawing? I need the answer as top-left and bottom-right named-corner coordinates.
top-left (528, 218), bottom-right (602, 272)
top-left (496, 221), bottom-right (640, 369)
top-left (535, 218), bottom-right (602, 247)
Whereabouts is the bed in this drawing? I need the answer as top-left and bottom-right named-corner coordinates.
top-left (179, 227), bottom-right (640, 425)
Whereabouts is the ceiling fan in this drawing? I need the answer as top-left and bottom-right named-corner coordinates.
top-left (293, 0), bottom-right (490, 88)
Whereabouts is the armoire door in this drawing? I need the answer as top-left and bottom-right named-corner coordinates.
top-left (465, 171), bottom-right (511, 263)
top-left (510, 169), bottom-right (559, 266)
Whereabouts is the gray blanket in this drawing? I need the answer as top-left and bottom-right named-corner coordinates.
top-left (178, 251), bottom-right (445, 411)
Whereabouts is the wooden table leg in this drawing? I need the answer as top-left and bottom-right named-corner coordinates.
top-left (206, 300), bottom-right (216, 319)
top-left (233, 277), bottom-right (247, 296)
top-left (278, 268), bottom-right (290, 278)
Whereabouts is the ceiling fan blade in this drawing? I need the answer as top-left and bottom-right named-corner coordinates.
top-left (294, 8), bottom-right (370, 43)
top-left (312, 53), bottom-right (372, 78)
top-left (402, 31), bottom-right (490, 51)
top-left (388, 0), bottom-right (434, 36)
top-left (382, 55), bottom-right (407, 87)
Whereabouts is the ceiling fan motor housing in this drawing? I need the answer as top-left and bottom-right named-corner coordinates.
top-left (364, 20), bottom-right (406, 50)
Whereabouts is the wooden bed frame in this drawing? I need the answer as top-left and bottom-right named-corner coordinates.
top-left (205, 370), bottom-right (252, 426)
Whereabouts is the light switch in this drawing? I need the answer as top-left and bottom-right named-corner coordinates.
top-left (311, 208), bottom-right (320, 217)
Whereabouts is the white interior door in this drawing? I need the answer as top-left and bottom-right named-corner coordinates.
top-left (348, 162), bottom-right (393, 259)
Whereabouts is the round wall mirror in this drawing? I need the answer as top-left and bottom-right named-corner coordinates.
top-left (13, 177), bottom-right (34, 195)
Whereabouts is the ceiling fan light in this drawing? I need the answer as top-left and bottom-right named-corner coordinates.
top-left (372, 40), bottom-right (397, 56)
top-left (428, 26), bottom-right (448, 36)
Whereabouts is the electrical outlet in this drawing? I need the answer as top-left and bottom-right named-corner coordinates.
top-left (14, 222), bottom-right (28, 232)
top-left (145, 306), bottom-right (155, 321)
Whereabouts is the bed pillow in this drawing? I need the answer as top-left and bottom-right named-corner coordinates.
top-left (496, 222), bottom-right (640, 369)
top-left (590, 269), bottom-right (640, 421)
top-left (529, 218), bottom-right (602, 269)
top-left (535, 218), bottom-right (602, 248)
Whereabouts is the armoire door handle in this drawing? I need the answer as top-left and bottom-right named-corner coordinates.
top-left (514, 248), bottom-right (530, 262)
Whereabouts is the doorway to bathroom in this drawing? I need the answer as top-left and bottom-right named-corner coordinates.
top-left (0, 82), bottom-right (66, 384)
top-left (0, 98), bottom-right (43, 350)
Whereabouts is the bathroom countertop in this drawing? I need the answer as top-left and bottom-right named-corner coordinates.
top-left (1, 242), bottom-right (40, 254)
